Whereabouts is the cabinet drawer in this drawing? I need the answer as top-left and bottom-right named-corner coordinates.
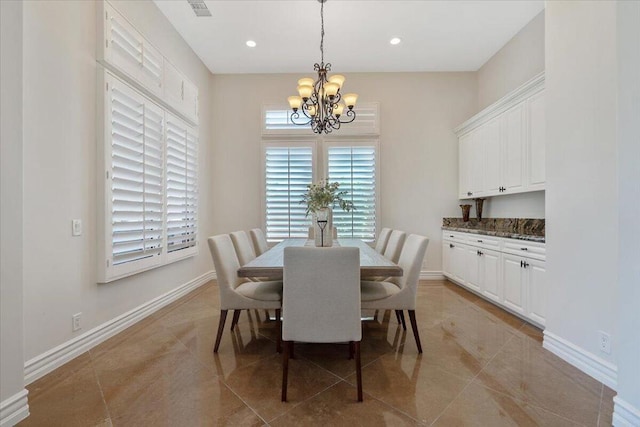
top-left (442, 231), bottom-right (468, 244)
top-left (465, 235), bottom-right (501, 250)
top-left (502, 240), bottom-right (546, 261)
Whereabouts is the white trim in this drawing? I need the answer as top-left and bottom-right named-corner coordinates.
top-left (420, 270), bottom-right (445, 281)
top-left (454, 72), bottom-right (545, 136)
top-left (24, 270), bottom-right (215, 385)
top-left (0, 389), bottom-right (29, 427)
top-left (543, 330), bottom-right (617, 389)
top-left (613, 396), bottom-right (640, 427)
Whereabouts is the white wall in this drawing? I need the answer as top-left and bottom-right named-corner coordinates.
top-left (471, 11), bottom-right (545, 219)
top-left (22, 0), bottom-right (213, 363)
top-left (544, 0), bottom-right (618, 369)
top-left (0, 0), bottom-right (27, 417)
top-left (209, 72), bottom-right (477, 273)
top-left (614, 1), bottom-right (640, 421)
top-left (477, 11), bottom-right (545, 111)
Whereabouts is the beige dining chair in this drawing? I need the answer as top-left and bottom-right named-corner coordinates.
top-left (374, 228), bottom-right (392, 254)
top-left (383, 230), bottom-right (407, 263)
top-left (208, 234), bottom-right (283, 353)
top-left (230, 230), bottom-right (256, 266)
top-left (282, 246), bottom-right (363, 402)
top-left (249, 228), bottom-right (269, 256)
top-left (360, 234), bottom-right (429, 353)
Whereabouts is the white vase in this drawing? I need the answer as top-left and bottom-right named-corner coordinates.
top-left (312, 207), bottom-right (333, 247)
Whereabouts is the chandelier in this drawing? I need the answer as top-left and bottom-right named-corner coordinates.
top-left (287, 0), bottom-right (358, 134)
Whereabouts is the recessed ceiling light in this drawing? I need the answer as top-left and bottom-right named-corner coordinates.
top-left (246, 40), bottom-right (257, 48)
top-left (390, 37), bottom-right (401, 45)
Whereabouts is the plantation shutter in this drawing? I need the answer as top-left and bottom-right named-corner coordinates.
top-left (328, 146), bottom-right (377, 241)
top-left (265, 146), bottom-right (313, 241)
top-left (166, 114), bottom-right (198, 255)
top-left (106, 5), bottom-right (143, 82)
top-left (109, 79), bottom-right (164, 267)
top-left (141, 42), bottom-right (163, 95)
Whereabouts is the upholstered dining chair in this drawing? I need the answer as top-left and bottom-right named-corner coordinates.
top-left (374, 228), bottom-right (392, 254)
top-left (207, 234), bottom-right (283, 353)
top-left (230, 230), bottom-right (256, 266)
top-left (383, 230), bottom-right (407, 263)
top-left (249, 228), bottom-right (269, 256)
top-left (281, 247), bottom-right (363, 402)
top-left (360, 234), bottom-right (429, 353)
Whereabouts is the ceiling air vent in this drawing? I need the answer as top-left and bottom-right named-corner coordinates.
top-left (187, 0), bottom-right (212, 17)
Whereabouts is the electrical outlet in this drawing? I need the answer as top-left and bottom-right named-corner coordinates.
top-left (72, 313), bottom-right (82, 331)
top-left (599, 331), bottom-right (611, 354)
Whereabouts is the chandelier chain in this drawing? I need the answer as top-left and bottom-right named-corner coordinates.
top-left (320, 0), bottom-right (324, 65)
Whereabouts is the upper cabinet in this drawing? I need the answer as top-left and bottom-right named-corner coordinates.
top-left (97, 1), bottom-right (199, 125)
top-left (455, 73), bottom-right (545, 199)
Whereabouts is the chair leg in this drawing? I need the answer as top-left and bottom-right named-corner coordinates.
top-left (213, 310), bottom-right (228, 353)
top-left (230, 309), bottom-right (241, 331)
top-left (275, 309), bottom-right (282, 353)
top-left (349, 341), bottom-right (354, 360)
top-left (355, 341), bottom-right (363, 402)
top-left (408, 310), bottom-right (422, 353)
top-left (281, 341), bottom-right (291, 402)
top-left (398, 310), bottom-right (407, 331)
top-left (265, 309), bottom-right (270, 321)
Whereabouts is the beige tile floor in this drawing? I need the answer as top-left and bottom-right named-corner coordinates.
top-left (19, 280), bottom-right (615, 426)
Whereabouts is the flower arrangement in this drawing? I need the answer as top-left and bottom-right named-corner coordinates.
top-left (300, 179), bottom-right (355, 217)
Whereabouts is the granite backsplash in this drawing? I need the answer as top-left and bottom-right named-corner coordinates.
top-left (442, 218), bottom-right (545, 242)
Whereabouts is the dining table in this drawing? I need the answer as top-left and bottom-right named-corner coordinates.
top-left (238, 238), bottom-right (403, 280)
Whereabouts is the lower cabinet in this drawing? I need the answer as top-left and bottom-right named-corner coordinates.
top-left (442, 231), bottom-right (546, 327)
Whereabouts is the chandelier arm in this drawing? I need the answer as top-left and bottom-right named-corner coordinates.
top-left (338, 109), bottom-right (356, 124)
top-left (290, 110), bottom-right (312, 126)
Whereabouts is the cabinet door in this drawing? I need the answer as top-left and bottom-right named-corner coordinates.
top-left (527, 90), bottom-right (546, 190)
top-left (450, 243), bottom-right (468, 284)
top-left (442, 242), bottom-right (452, 278)
top-left (527, 258), bottom-right (546, 326)
top-left (502, 102), bottom-right (526, 193)
top-left (502, 253), bottom-right (526, 315)
top-left (481, 249), bottom-right (501, 303)
top-left (465, 246), bottom-right (481, 292)
top-left (468, 129), bottom-right (485, 197)
top-left (163, 60), bottom-right (184, 111)
top-left (484, 117), bottom-right (502, 195)
top-left (458, 133), bottom-right (472, 198)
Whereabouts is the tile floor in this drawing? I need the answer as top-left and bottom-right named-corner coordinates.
top-left (19, 280), bottom-right (615, 426)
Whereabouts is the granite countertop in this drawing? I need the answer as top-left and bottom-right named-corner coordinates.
top-left (442, 218), bottom-right (545, 243)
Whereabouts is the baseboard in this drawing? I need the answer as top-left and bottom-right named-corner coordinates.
top-left (543, 330), bottom-right (617, 389)
top-left (613, 396), bottom-right (640, 427)
top-left (24, 270), bottom-right (215, 385)
top-left (0, 389), bottom-right (29, 427)
top-left (420, 270), bottom-right (445, 281)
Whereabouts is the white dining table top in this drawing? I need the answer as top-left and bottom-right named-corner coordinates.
top-left (237, 238), bottom-right (403, 280)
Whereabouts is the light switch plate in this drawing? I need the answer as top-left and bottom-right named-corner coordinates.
top-left (72, 219), bottom-right (82, 236)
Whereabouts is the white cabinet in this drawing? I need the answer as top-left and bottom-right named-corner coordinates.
top-left (455, 74), bottom-right (545, 199)
top-left (527, 90), bottom-right (546, 190)
top-left (442, 231), bottom-right (546, 327)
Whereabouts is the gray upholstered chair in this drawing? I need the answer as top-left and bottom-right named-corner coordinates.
top-left (374, 227), bottom-right (392, 254)
top-left (207, 234), bottom-right (282, 352)
top-left (383, 230), bottom-right (407, 263)
top-left (249, 228), bottom-right (269, 256)
top-left (282, 247), bottom-right (363, 402)
top-left (360, 234), bottom-right (429, 353)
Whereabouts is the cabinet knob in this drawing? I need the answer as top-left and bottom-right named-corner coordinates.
top-left (449, 235), bottom-right (454, 238)
top-left (520, 247), bottom-right (528, 251)
top-left (477, 239), bottom-right (483, 243)
top-left (479, 251), bottom-right (483, 256)
top-left (449, 244), bottom-right (454, 248)
top-left (467, 191), bottom-right (472, 196)
top-left (524, 262), bottom-right (529, 268)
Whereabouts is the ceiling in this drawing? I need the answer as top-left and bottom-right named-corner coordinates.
top-left (152, 0), bottom-right (544, 74)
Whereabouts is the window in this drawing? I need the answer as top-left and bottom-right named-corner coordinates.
top-left (264, 145), bottom-right (314, 241)
top-left (327, 145), bottom-right (377, 241)
top-left (98, 71), bottom-right (198, 282)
